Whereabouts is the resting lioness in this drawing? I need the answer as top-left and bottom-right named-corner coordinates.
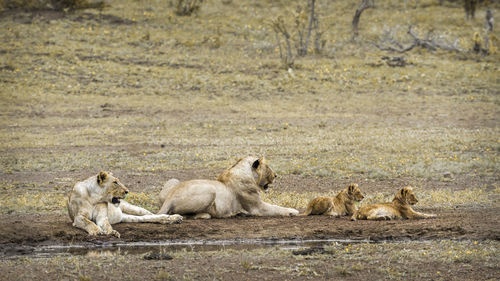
top-left (158, 156), bottom-right (299, 219)
top-left (351, 186), bottom-right (437, 221)
top-left (302, 183), bottom-right (364, 216)
top-left (67, 171), bottom-right (182, 237)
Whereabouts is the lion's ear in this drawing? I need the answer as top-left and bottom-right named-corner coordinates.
top-left (401, 188), bottom-right (406, 197)
top-left (348, 184), bottom-right (355, 192)
top-left (97, 171), bottom-right (108, 186)
top-left (252, 159), bottom-right (260, 169)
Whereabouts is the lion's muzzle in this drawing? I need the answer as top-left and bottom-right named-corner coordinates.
top-left (111, 190), bottom-right (128, 205)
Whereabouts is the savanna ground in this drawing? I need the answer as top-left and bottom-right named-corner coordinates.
top-left (0, 0), bottom-right (499, 280)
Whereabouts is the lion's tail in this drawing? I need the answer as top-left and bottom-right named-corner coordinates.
top-left (300, 206), bottom-right (313, 216)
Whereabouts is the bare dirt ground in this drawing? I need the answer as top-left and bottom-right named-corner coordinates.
top-left (1, 201), bottom-right (499, 280)
top-left (1, 174), bottom-right (498, 251)
top-left (1, 206), bottom-right (499, 249)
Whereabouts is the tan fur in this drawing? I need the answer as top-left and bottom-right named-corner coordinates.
top-left (158, 156), bottom-right (299, 219)
top-left (351, 186), bottom-right (437, 221)
top-left (302, 183), bottom-right (364, 216)
top-left (67, 171), bottom-right (182, 237)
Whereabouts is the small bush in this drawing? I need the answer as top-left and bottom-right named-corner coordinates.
top-left (174, 0), bottom-right (203, 16)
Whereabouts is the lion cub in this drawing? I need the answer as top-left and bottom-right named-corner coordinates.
top-left (302, 183), bottom-right (364, 217)
top-left (351, 186), bottom-right (437, 221)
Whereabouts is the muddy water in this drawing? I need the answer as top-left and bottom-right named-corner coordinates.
top-left (6, 238), bottom-right (372, 259)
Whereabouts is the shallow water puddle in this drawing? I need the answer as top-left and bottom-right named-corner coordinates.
top-left (5, 238), bottom-right (372, 259)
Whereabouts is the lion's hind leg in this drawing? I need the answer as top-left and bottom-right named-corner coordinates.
top-left (121, 213), bottom-right (183, 224)
top-left (193, 213), bottom-right (212, 219)
top-left (159, 187), bottom-right (217, 216)
top-left (159, 178), bottom-right (180, 207)
top-left (119, 200), bottom-right (153, 216)
top-left (325, 209), bottom-right (340, 217)
top-left (366, 208), bottom-right (395, 220)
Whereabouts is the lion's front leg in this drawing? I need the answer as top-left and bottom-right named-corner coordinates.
top-left (73, 214), bottom-right (103, 236)
top-left (94, 204), bottom-right (120, 238)
top-left (251, 201), bottom-right (299, 217)
top-left (119, 200), bottom-right (153, 216)
top-left (408, 209), bottom-right (437, 219)
top-left (345, 204), bottom-right (356, 217)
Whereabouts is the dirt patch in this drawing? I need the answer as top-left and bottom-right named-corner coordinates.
top-left (1, 208), bottom-right (499, 280)
top-left (1, 207), bottom-right (498, 250)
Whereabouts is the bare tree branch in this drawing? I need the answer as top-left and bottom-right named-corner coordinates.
top-left (272, 16), bottom-right (294, 68)
top-left (352, 0), bottom-right (374, 40)
top-left (373, 25), bottom-right (462, 53)
top-left (302, 0), bottom-right (315, 56)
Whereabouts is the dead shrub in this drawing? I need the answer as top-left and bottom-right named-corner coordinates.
top-left (174, 0), bottom-right (203, 16)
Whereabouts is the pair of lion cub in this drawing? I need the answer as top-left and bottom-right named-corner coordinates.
top-left (303, 184), bottom-right (437, 221)
top-left (67, 156), bottom-right (435, 237)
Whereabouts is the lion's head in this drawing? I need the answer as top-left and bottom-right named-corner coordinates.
top-left (97, 171), bottom-right (129, 205)
top-left (217, 156), bottom-right (277, 192)
top-left (252, 157), bottom-right (277, 192)
top-left (396, 186), bottom-right (418, 205)
top-left (346, 183), bottom-right (364, 202)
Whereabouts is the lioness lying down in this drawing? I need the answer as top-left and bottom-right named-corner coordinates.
top-left (68, 171), bottom-right (182, 237)
top-left (158, 156), bottom-right (299, 219)
top-left (351, 186), bottom-right (437, 221)
top-left (302, 183), bottom-right (364, 217)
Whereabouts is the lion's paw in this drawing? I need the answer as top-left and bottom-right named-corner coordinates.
top-left (87, 225), bottom-right (104, 236)
top-left (109, 230), bottom-right (121, 238)
top-left (168, 214), bottom-right (183, 224)
top-left (288, 209), bottom-right (300, 216)
top-left (158, 214), bottom-right (183, 224)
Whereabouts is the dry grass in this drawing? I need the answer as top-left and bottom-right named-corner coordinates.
top-left (0, 0), bottom-right (498, 214)
top-left (0, 185), bottom-right (496, 215)
top-left (0, 240), bottom-right (498, 280)
top-left (262, 185), bottom-right (499, 210)
top-left (0, 2), bottom-right (498, 280)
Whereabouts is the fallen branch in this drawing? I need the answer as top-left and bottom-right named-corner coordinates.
top-left (373, 25), bottom-right (462, 53)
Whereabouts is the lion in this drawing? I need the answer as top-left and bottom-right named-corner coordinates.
top-left (302, 183), bottom-right (364, 217)
top-left (351, 186), bottom-right (437, 221)
top-left (157, 156), bottom-right (299, 219)
top-left (67, 171), bottom-right (183, 238)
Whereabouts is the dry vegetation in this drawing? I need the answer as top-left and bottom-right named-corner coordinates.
top-left (0, 0), bottom-right (499, 279)
top-left (1, 0), bottom-right (498, 214)
top-left (0, 240), bottom-right (499, 280)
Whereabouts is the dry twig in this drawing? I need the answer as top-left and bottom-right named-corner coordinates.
top-left (373, 25), bottom-right (462, 53)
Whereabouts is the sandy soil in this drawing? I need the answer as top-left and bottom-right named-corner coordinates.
top-left (1, 206), bottom-right (498, 252)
